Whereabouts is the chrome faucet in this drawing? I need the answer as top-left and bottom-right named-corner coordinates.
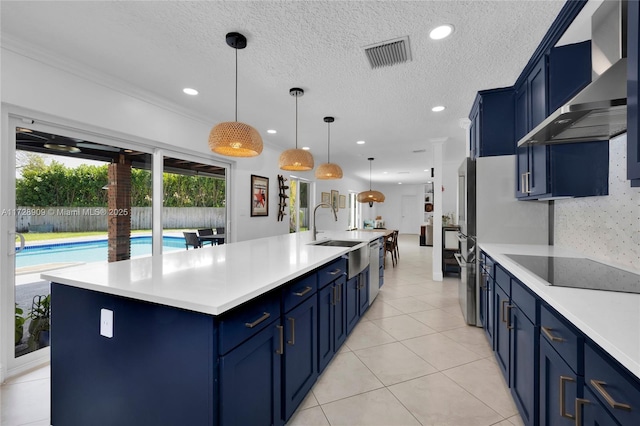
top-left (313, 203), bottom-right (338, 240)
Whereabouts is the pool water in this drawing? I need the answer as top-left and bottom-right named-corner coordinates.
top-left (15, 236), bottom-right (184, 268)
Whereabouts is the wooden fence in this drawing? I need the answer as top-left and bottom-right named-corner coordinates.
top-left (15, 207), bottom-right (226, 232)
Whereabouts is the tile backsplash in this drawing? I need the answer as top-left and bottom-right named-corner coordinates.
top-left (554, 134), bottom-right (640, 271)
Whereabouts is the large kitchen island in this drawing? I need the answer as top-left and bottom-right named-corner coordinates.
top-left (42, 230), bottom-right (387, 426)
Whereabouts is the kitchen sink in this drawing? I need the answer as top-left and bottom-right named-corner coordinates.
top-left (312, 240), bottom-right (363, 248)
top-left (309, 239), bottom-right (369, 278)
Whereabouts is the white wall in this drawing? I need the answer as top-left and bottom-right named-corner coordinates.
top-left (554, 134), bottom-right (640, 270)
top-left (314, 175), bottom-right (368, 231)
top-left (3, 47), bottom-right (364, 243)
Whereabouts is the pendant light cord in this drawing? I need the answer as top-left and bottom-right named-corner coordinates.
top-left (327, 122), bottom-right (331, 162)
top-left (235, 47), bottom-right (238, 122)
top-left (369, 160), bottom-right (372, 190)
top-left (295, 94), bottom-right (298, 149)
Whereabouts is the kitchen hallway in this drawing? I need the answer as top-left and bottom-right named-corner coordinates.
top-left (1, 235), bottom-right (524, 426)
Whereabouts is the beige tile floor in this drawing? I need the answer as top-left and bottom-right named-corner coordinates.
top-left (0, 234), bottom-right (524, 426)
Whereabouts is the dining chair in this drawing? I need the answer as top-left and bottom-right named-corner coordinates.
top-left (183, 232), bottom-right (202, 249)
top-left (384, 231), bottom-right (398, 268)
top-left (197, 228), bottom-right (214, 246)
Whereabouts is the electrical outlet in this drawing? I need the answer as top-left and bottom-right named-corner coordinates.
top-left (100, 308), bottom-right (113, 338)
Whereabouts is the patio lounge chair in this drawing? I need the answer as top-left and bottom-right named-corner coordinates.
top-left (183, 232), bottom-right (201, 249)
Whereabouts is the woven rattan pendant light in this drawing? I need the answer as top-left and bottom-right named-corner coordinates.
top-left (209, 32), bottom-right (263, 157)
top-left (279, 88), bottom-right (314, 171)
top-left (357, 158), bottom-right (385, 207)
top-left (315, 117), bottom-right (343, 179)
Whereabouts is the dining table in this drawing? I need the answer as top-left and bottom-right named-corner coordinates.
top-left (198, 234), bottom-right (225, 245)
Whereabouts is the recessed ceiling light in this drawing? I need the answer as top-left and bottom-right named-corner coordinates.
top-left (423, 169), bottom-right (429, 172)
top-left (383, 171), bottom-right (388, 174)
top-left (356, 140), bottom-right (366, 145)
top-left (432, 105), bottom-right (446, 112)
top-left (398, 182), bottom-right (403, 185)
top-left (267, 129), bottom-right (277, 134)
top-left (183, 88), bottom-right (198, 96)
top-left (430, 24), bottom-right (454, 40)
top-left (302, 146), bottom-right (310, 150)
top-left (427, 181), bottom-right (433, 184)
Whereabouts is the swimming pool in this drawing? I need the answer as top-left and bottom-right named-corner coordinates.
top-left (15, 236), bottom-right (184, 268)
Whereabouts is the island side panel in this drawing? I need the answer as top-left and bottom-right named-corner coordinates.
top-left (51, 283), bottom-right (217, 426)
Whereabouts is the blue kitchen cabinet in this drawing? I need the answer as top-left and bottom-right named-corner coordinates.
top-left (469, 87), bottom-right (516, 159)
top-left (283, 295), bottom-right (318, 420)
top-left (516, 57), bottom-right (549, 198)
top-left (582, 342), bottom-right (640, 426)
top-left (580, 386), bottom-right (622, 425)
top-left (346, 267), bottom-right (370, 335)
top-left (318, 274), bottom-right (347, 373)
top-left (220, 323), bottom-right (283, 426)
top-left (379, 237), bottom-right (385, 288)
top-left (479, 253), bottom-right (495, 349)
top-left (548, 41), bottom-right (591, 112)
top-left (539, 337), bottom-right (581, 426)
top-left (494, 280), bottom-right (510, 383)
top-left (516, 43), bottom-right (609, 200)
top-left (509, 279), bottom-right (538, 426)
top-left (628, 0), bottom-right (640, 185)
top-left (538, 302), bottom-right (584, 426)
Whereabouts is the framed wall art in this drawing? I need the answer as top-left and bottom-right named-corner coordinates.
top-left (251, 175), bottom-right (269, 217)
top-left (339, 195), bottom-right (346, 209)
top-left (321, 192), bottom-right (330, 207)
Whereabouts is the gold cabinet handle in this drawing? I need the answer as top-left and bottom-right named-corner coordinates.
top-left (501, 299), bottom-right (509, 323)
top-left (560, 376), bottom-right (575, 419)
top-left (329, 268), bottom-right (342, 275)
top-left (293, 286), bottom-right (312, 297)
top-left (590, 379), bottom-right (632, 411)
top-left (525, 172), bottom-right (532, 194)
top-left (575, 398), bottom-right (589, 426)
top-left (287, 317), bottom-right (295, 346)
top-left (276, 325), bottom-right (284, 355)
top-left (336, 283), bottom-right (342, 303)
top-left (506, 305), bottom-right (514, 330)
top-left (331, 286), bottom-right (336, 306)
top-left (542, 326), bottom-right (565, 342)
top-left (245, 312), bottom-right (270, 328)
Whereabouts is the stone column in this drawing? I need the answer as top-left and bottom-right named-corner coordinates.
top-left (107, 155), bottom-right (131, 262)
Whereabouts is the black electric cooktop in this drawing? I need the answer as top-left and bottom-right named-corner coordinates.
top-left (505, 255), bottom-right (640, 294)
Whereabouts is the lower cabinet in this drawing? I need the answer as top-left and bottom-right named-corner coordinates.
top-left (479, 253), bottom-right (495, 349)
top-left (481, 250), bottom-right (640, 426)
top-left (539, 337), bottom-right (581, 426)
top-left (318, 274), bottom-right (347, 373)
top-left (219, 323), bottom-right (283, 426)
top-left (346, 267), bottom-right (370, 335)
top-left (283, 295), bottom-right (318, 420)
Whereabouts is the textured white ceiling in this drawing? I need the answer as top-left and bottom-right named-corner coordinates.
top-left (1, 0), bottom-right (567, 184)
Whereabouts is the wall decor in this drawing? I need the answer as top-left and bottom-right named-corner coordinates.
top-left (331, 190), bottom-right (339, 210)
top-left (277, 175), bottom-right (288, 221)
top-left (251, 175), bottom-right (269, 217)
top-left (321, 192), bottom-right (330, 207)
top-left (339, 195), bottom-right (346, 209)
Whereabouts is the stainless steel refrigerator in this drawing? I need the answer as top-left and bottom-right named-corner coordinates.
top-left (457, 155), bottom-right (548, 325)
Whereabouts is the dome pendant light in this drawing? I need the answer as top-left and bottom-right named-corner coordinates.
top-left (209, 32), bottom-right (263, 157)
top-left (357, 158), bottom-right (385, 207)
top-left (315, 117), bottom-right (343, 180)
top-left (279, 88), bottom-right (314, 171)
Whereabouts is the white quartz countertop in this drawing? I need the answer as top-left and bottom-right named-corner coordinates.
top-left (480, 243), bottom-right (640, 379)
top-left (41, 230), bottom-right (386, 316)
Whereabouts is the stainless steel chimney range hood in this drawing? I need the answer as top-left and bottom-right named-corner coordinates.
top-left (518, 0), bottom-right (627, 147)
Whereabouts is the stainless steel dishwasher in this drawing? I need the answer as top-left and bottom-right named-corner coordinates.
top-left (368, 239), bottom-right (380, 304)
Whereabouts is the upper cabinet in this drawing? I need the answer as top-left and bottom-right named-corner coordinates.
top-left (515, 42), bottom-right (609, 200)
top-left (628, 0), bottom-right (640, 185)
top-left (469, 88), bottom-right (516, 159)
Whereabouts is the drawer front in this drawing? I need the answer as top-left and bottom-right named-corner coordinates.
top-left (585, 342), bottom-right (640, 426)
top-left (218, 291), bottom-right (281, 355)
top-left (283, 273), bottom-right (317, 313)
top-left (317, 257), bottom-right (347, 289)
top-left (480, 252), bottom-right (495, 278)
top-left (511, 278), bottom-right (536, 324)
top-left (495, 264), bottom-right (511, 293)
top-left (539, 303), bottom-right (582, 374)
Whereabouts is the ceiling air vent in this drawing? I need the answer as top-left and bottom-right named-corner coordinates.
top-left (364, 36), bottom-right (411, 69)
